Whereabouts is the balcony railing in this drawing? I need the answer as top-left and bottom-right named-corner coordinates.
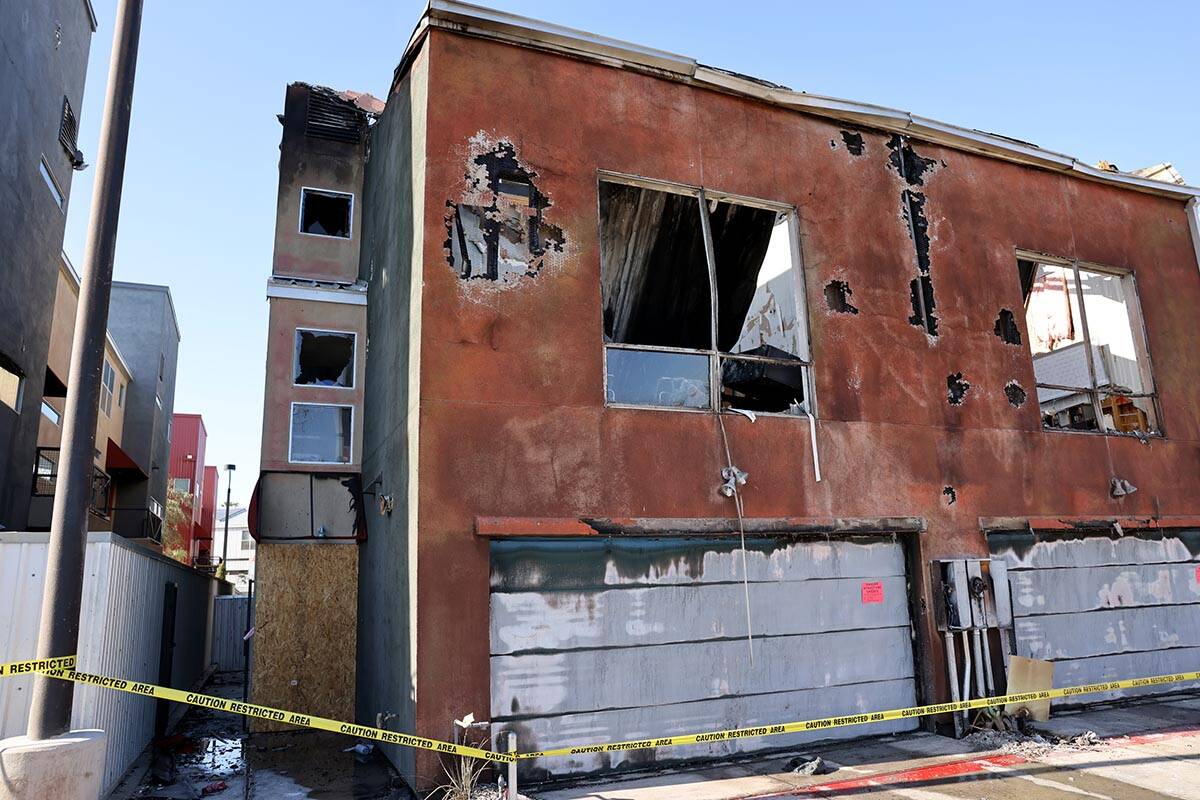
top-left (111, 507), bottom-right (164, 544)
top-left (33, 447), bottom-right (112, 519)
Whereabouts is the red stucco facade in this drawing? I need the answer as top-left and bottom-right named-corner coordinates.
top-left (401, 28), bottom-right (1200, 776)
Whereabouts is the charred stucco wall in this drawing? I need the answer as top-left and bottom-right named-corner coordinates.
top-left (395, 29), bottom-right (1200, 783)
top-left (260, 295), bottom-right (365, 472)
top-left (356, 50), bottom-right (427, 784)
top-left (271, 84), bottom-right (366, 283)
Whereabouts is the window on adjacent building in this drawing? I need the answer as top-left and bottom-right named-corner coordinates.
top-left (39, 157), bottom-right (65, 211)
top-left (100, 360), bottom-right (115, 416)
top-left (172, 477), bottom-right (191, 495)
top-left (289, 403), bottom-right (352, 464)
top-left (1018, 254), bottom-right (1159, 435)
top-left (299, 188), bottom-right (353, 239)
top-left (0, 357), bottom-right (22, 413)
top-left (40, 401), bottom-right (61, 425)
top-left (293, 329), bottom-right (355, 388)
top-left (118, 382), bottom-right (125, 407)
top-left (599, 178), bottom-right (811, 414)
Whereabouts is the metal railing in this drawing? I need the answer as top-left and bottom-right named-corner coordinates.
top-left (34, 447), bottom-right (112, 519)
top-left (110, 507), bottom-right (164, 544)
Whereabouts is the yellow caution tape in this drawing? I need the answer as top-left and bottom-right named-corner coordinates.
top-left (5, 662), bottom-right (1195, 763)
top-left (0, 655), bottom-right (76, 677)
top-left (517, 670), bottom-right (1200, 759)
top-left (37, 669), bottom-right (511, 763)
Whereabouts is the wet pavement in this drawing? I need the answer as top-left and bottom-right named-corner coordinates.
top-left (110, 672), bottom-right (408, 800)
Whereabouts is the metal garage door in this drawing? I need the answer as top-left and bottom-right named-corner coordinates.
top-left (489, 535), bottom-right (919, 779)
top-left (990, 529), bottom-right (1200, 704)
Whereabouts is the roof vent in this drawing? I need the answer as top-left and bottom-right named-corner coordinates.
top-left (304, 89), bottom-right (367, 143)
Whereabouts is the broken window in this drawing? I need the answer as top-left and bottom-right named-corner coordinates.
top-left (99, 360), bottom-right (114, 416)
top-left (300, 188), bottom-right (352, 238)
top-left (289, 403), bottom-right (352, 464)
top-left (599, 178), bottom-right (811, 414)
top-left (293, 329), bottom-right (355, 388)
top-left (1018, 255), bottom-right (1159, 435)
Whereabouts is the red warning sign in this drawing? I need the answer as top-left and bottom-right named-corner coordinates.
top-left (861, 581), bottom-right (884, 604)
top-left (1195, 565), bottom-right (1200, 584)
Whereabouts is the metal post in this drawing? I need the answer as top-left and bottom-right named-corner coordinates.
top-left (220, 464), bottom-right (235, 569)
top-left (506, 732), bottom-right (518, 800)
top-left (27, 0), bottom-right (144, 740)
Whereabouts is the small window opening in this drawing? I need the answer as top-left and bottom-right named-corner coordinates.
top-left (599, 179), bottom-right (810, 414)
top-left (40, 401), bottom-right (61, 426)
top-left (1020, 256), bottom-right (1159, 435)
top-left (294, 329), bottom-right (355, 388)
top-left (39, 157), bottom-right (65, 211)
top-left (300, 188), bottom-right (352, 238)
top-left (289, 403), bottom-right (352, 464)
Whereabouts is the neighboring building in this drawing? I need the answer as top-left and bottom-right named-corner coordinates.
top-left (28, 255), bottom-right (139, 532)
top-left (108, 282), bottom-right (181, 543)
top-left (0, 0), bottom-right (98, 530)
top-left (167, 413), bottom-right (211, 563)
top-left (197, 464), bottom-right (218, 565)
top-left (213, 504), bottom-right (254, 592)
top-left (252, 3), bottom-right (1200, 791)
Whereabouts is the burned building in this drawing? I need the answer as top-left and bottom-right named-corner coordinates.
top-left (251, 2), bottom-right (1200, 791)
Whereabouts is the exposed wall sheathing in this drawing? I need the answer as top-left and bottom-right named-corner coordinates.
top-left (251, 542), bottom-right (358, 732)
top-left (490, 537), bottom-right (918, 779)
top-left (990, 530), bottom-right (1200, 704)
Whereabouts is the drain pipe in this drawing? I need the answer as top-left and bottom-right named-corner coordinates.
top-left (803, 409), bottom-right (821, 482)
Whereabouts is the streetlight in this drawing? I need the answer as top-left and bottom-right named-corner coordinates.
top-left (220, 464), bottom-right (236, 573)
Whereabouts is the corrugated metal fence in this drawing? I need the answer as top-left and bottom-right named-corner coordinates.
top-left (0, 531), bottom-right (222, 795)
top-left (212, 595), bottom-right (253, 671)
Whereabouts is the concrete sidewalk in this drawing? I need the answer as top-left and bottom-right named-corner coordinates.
top-left (533, 695), bottom-right (1200, 800)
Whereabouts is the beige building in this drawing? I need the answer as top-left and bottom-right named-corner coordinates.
top-left (29, 254), bottom-right (140, 533)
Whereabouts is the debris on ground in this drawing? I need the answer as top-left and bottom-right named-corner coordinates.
top-left (200, 780), bottom-right (228, 796)
top-left (785, 754), bottom-right (840, 775)
top-left (964, 728), bottom-right (1105, 757)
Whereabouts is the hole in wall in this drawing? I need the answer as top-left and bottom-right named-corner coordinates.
top-left (947, 372), bottom-right (970, 405)
top-left (824, 280), bottom-right (859, 314)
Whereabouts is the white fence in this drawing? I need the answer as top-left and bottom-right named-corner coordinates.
top-left (211, 595), bottom-right (253, 671)
top-left (0, 531), bottom-right (222, 795)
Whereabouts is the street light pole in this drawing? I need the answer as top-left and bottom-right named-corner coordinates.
top-left (220, 464), bottom-right (236, 568)
top-left (27, 0), bottom-right (145, 740)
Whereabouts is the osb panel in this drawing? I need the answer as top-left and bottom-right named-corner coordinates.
top-left (250, 541), bottom-right (358, 732)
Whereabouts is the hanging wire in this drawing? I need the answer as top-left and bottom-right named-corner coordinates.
top-left (717, 413), bottom-right (754, 665)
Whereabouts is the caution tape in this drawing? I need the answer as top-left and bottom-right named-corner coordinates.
top-left (517, 670), bottom-right (1200, 759)
top-left (35, 668), bottom-right (511, 762)
top-left (0, 655), bottom-right (76, 677)
top-left (3, 660), bottom-right (1196, 763)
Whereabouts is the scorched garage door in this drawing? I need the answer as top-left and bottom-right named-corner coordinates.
top-left (489, 535), bottom-right (919, 779)
top-left (990, 529), bottom-right (1200, 704)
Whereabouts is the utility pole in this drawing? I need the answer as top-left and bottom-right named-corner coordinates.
top-left (220, 464), bottom-right (236, 568)
top-left (27, 0), bottom-right (145, 740)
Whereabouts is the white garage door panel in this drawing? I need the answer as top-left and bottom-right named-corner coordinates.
top-left (490, 536), bottom-right (918, 779)
top-left (515, 679), bottom-right (918, 776)
top-left (1010, 562), bottom-right (1200, 615)
top-left (1016, 606), bottom-right (1200, 660)
top-left (491, 575), bottom-right (910, 654)
top-left (992, 531), bottom-right (1200, 707)
top-left (492, 626), bottom-right (914, 718)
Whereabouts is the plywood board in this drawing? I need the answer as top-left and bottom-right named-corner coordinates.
top-left (1004, 655), bottom-right (1053, 721)
top-left (250, 541), bottom-right (357, 732)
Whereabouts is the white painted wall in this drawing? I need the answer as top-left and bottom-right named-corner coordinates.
top-left (0, 531), bottom-right (219, 795)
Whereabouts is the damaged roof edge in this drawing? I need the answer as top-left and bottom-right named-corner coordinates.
top-left (395, 0), bottom-right (1200, 202)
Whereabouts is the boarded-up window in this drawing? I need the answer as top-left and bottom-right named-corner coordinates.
top-left (289, 403), bottom-right (352, 464)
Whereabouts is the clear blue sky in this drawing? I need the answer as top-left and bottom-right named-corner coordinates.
top-left (66, 0), bottom-right (1199, 505)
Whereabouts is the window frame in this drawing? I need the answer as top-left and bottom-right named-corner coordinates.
top-left (287, 401), bottom-right (354, 465)
top-left (40, 401), bottom-right (61, 426)
top-left (596, 171), bottom-right (815, 418)
top-left (292, 327), bottom-right (357, 390)
top-left (39, 156), bottom-right (66, 212)
top-left (298, 186), bottom-right (355, 240)
top-left (1015, 248), bottom-right (1162, 438)
top-left (99, 360), bottom-right (115, 417)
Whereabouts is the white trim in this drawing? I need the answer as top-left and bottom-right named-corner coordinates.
top-left (265, 283), bottom-right (367, 306)
top-left (415, 1), bottom-right (1200, 202)
top-left (39, 156), bottom-right (65, 211)
top-left (1188, 199), bottom-right (1200, 283)
top-left (287, 401), bottom-right (355, 465)
top-left (292, 327), bottom-right (358, 390)
top-left (60, 253), bottom-right (135, 378)
top-left (298, 186), bottom-right (355, 240)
